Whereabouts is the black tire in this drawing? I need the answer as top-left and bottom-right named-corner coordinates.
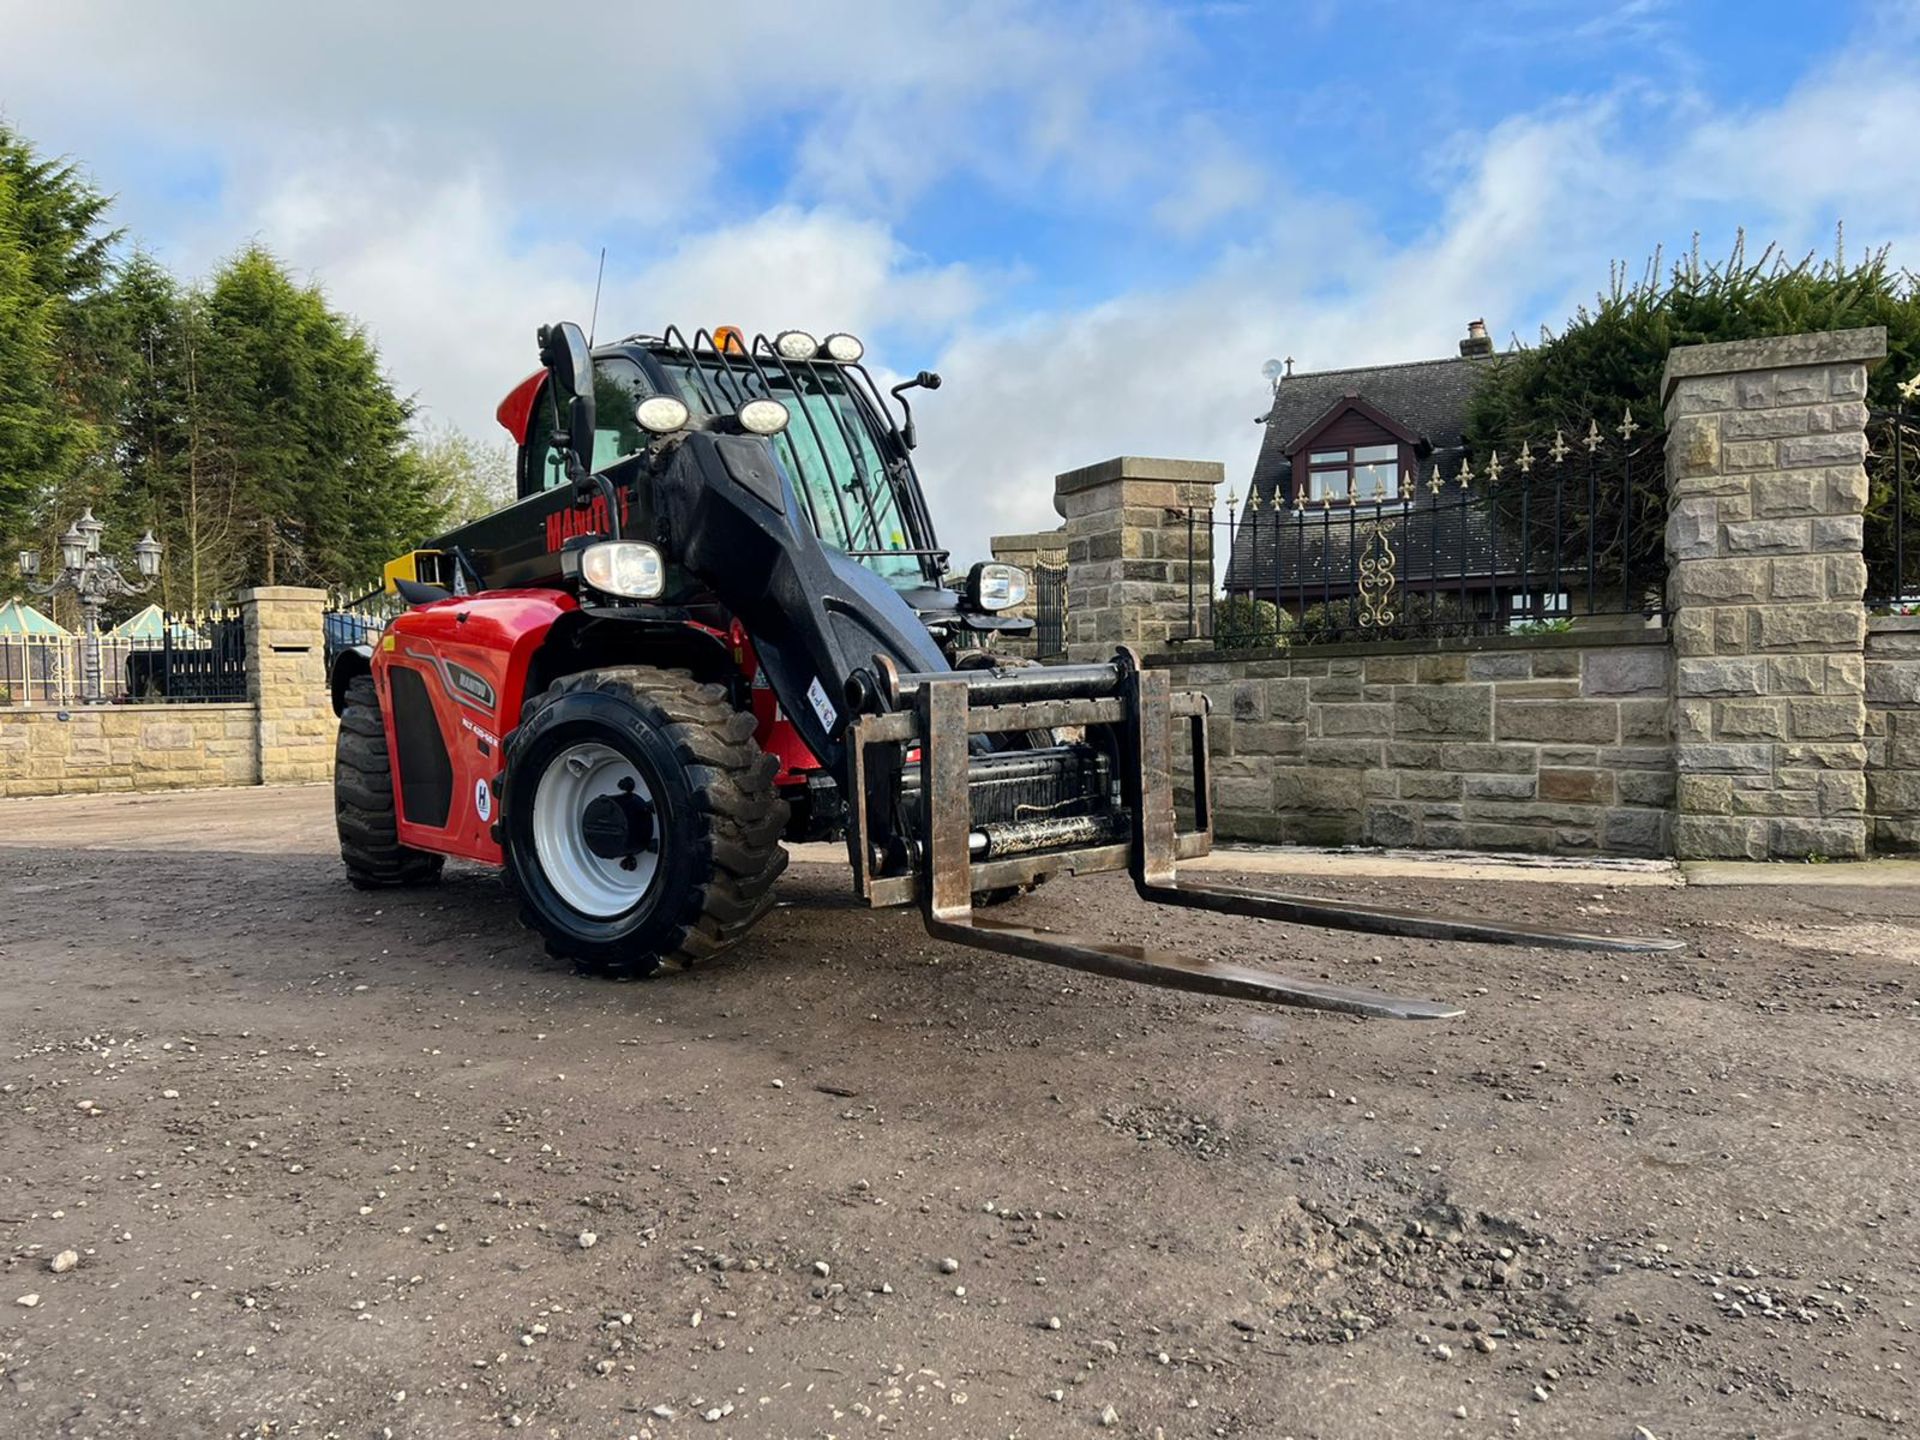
top-left (502, 666), bottom-right (788, 978)
top-left (335, 673), bottom-right (445, 890)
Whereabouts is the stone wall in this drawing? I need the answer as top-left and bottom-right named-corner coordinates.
top-left (0, 587), bottom-right (331, 798)
top-left (1867, 616), bottom-right (1920, 853)
top-left (1155, 632), bottom-right (1673, 854)
top-left (1662, 327), bottom-right (1884, 860)
top-left (0, 703), bottom-right (257, 796)
top-left (243, 586), bottom-right (334, 785)
top-left (1056, 456), bottom-right (1221, 660)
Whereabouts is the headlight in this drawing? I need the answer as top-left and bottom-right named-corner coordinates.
top-left (773, 330), bottom-right (818, 361)
top-left (578, 541), bottom-right (666, 599)
top-left (737, 398), bottom-right (790, 436)
top-left (968, 561), bottom-right (1028, 611)
top-left (635, 395), bottom-right (690, 434)
top-left (822, 332), bottom-right (864, 363)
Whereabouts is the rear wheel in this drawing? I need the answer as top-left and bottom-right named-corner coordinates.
top-left (502, 666), bottom-right (788, 977)
top-left (335, 673), bottom-right (445, 889)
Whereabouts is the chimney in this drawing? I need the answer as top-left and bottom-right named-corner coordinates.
top-left (1459, 318), bottom-right (1494, 359)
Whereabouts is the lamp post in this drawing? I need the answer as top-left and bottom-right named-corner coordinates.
top-left (18, 513), bottom-right (163, 704)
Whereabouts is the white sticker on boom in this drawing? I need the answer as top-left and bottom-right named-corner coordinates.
top-left (805, 676), bottom-right (837, 731)
top-left (474, 778), bottom-right (493, 822)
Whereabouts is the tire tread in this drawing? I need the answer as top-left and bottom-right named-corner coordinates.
top-left (506, 666), bottom-right (787, 978)
top-left (334, 674), bottom-right (445, 890)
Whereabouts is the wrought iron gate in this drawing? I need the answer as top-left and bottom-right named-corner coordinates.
top-left (1034, 562), bottom-right (1067, 659)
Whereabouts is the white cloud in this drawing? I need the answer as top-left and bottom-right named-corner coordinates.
top-left (3, 0), bottom-right (1916, 579)
top-left (910, 53), bottom-right (1920, 564)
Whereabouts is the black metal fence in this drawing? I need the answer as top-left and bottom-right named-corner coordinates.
top-left (324, 587), bottom-right (400, 672)
top-left (1033, 562), bottom-right (1067, 659)
top-left (121, 608), bottom-right (248, 702)
top-left (1189, 418), bottom-right (1665, 647)
top-left (1867, 388), bottom-right (1920, 610)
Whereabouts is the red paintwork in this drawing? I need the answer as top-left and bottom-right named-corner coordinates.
top-left (727, 619), bottom-right (823, 786)
top-left (496, 371), bottom-right (545, 445)
top-left (371, 586), bottom-right (826, 871)
top-left (373, 589), bottom-right (580, 866)
top-left (373, 384), bottom-right (832, 868)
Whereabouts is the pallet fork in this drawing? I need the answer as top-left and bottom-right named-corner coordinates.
top-left (845, 648), bottom-right (1681, 1019)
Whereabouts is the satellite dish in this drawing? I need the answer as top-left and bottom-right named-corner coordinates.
top-left (1260, 358), bottom-right (1284, 382)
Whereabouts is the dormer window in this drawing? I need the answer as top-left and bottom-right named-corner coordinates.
top-left (1308, 443), bottom-right (1401, 502)
top-left (1281, 393), bottom-right (1418, 508)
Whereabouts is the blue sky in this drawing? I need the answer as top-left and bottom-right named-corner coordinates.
top-left (4, 0), bottom-right (1917, 560)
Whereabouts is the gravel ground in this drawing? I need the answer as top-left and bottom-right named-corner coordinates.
top-left (0, 790), bottom-right (1915, 1439)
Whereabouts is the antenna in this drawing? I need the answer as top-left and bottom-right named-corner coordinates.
top-left (587, 246), bottom-right (607, 345)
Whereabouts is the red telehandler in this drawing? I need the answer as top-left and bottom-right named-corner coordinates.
top-left (330, 321), bottom-right (1676, 1018)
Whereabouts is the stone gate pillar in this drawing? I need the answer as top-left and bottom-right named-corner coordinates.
top-left (1662, 327), bottom-right (1886, 859)
top-left (240, 585), bottom-right (333, 785)
top-left (1053, 456), bottom-right (1223, 662)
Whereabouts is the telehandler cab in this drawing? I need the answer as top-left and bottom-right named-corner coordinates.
top-left (330, 321), bottom-right (1677, 1018)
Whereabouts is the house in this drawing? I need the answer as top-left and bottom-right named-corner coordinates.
top-left (1224, 320), bottom-right (1534, 619)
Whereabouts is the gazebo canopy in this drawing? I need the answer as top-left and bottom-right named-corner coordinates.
top-left (109, 603), bottom-right (201, 644)
top-left (109, 603), bottom-right (174, 639)
top-left (0, 598), bottom-right (69, 637)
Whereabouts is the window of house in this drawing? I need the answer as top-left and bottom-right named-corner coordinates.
top-left (1306, 443), bottom-right (1404, 502)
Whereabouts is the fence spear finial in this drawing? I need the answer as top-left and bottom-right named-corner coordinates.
top-left (1550, 428), bottom-right (1569, 463)
top-left (1584, 418), bottom-right (1604, 453)
top-left (1457, 458), bottom-right (1473, 490)
top-left (1619, 404), bottom-right (1639, 441)
top-left (1900, 371), bottom-right (1920, 404)
top-left (1517, 439), bottom-right (1534, 474)
top-left (1486, 450), bottom-right (1502, 483)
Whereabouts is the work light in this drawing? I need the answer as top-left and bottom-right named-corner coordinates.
top-left (736, 398), bottom-right (791, 436)
top-left (576, 541), bottom-right (666, 599)
top-left (823, 333), bottom-right (864, 363)
top-left (967, 562), bottom-right (1028, 611)
top-left (635, 396), bottom-right (691, 434)
top-left (773, 330), bottom-right (819, 361)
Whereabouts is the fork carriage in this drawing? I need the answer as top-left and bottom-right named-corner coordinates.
top-left (842, 646), bottom-right (1679, 1019)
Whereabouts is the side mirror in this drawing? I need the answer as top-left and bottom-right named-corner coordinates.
top-left (538, 321), bottom-right (597, 486)
top-left (540, 321), bottom-right (593, 402)
top-left (888, 371), bottom-right (942, 451)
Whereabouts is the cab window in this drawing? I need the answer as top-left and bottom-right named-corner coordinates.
top-left (521, 356), bottom-right (656, 497)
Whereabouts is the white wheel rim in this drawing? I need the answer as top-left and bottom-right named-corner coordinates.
top-left (531, 740), bottom-right (661, 918)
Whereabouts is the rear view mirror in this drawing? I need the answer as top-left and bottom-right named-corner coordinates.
top-left (540, 321), bottom-right (593, 402)
top-left (538, 321), bottom-right (597, 487)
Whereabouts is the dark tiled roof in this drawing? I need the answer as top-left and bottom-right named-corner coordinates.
top-left (1228, 351), bottom-right (1507, 594)
top-left (1250, 351), bottom-right (1502, 499)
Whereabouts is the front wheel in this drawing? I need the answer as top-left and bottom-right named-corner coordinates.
top-left (335, 673), bottom-right (444, 890)
top-left (501, 666), bottom-right (788, 977)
